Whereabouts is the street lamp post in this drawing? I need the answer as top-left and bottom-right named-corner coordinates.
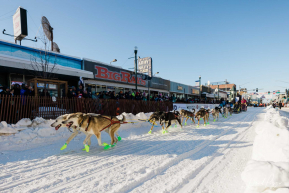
top-left (110, 59), bottom-right (117, 65)
top-left (199, 76), bottom-right (201, 102)
top-left (134, 47), bottom-right (138, 92)
top-left (218, 84), bottom-right (219, 100)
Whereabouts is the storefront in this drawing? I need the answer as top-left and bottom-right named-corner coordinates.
top-left (187, 86), bottom-right (200, 99)
top-left (0, 39), bottom-right (93, 97)
top-left (83, 58), bottom-right (170, 95)
top-left (170, 81), bottom-right (189, 99)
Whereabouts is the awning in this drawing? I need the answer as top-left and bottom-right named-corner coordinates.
top-left (84, 79), bottom-right (169, 93)
top-left (0, 54), bottom-right (94, 79)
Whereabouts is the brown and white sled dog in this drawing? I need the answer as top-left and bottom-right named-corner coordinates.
top-left (228, 107), bottom-right (233, 116)
top-left (51, 113), bottom-right (121, 152)
top-left (180, 109), bottom-right (195, 125)
top-left (62, 114), bottom-right (126, 152)
top-left (211, 108), bottom-right (220, 122)
top-left (195, 109), bottom-right (209, 127)
top-left (223, 107), bottom-right (229, 118)
top-left (147, 111), bottom-right (164, 134)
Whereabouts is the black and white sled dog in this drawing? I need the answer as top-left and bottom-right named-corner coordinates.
top-left (159, 111), bottom-right (182, 134)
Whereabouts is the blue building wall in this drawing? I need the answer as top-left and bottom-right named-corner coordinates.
top-left (170, 81), bottom-right (189, 94)
top-left (0, 40), bottom-right (82, 69)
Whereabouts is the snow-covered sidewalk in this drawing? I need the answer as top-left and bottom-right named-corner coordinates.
top-left (0, 108), bottom-right (262, 193)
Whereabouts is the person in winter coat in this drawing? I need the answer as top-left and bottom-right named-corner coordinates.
top-left (20, 84), bottom-right (26, 96)
top-left (41, 89), bottom-right (51, 97)
top-left (279, 102), bottom-right (282, 109)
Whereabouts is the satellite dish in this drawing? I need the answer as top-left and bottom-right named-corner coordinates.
top-left (41, 16), bottom-right (54, 51)
top-left (52, 42), bottom-right (60, 53)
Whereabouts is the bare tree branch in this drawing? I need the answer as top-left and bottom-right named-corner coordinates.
top-left (27, 31), bottom-right (58, 83)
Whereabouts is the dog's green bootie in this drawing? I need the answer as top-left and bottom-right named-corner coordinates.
top-left (60, 143), bottom-right (67, 150)
top-left (82, 145), bottom-right (89, 151)
top-left (175, 125), bottom-right (177, 128)
top-left (185, 122), bottom-right (187, 126)
top-left (207, 122), bottom-right (210, 125)
top-left (148, 130), bottom-right (152, 134)
top-left (117, 136), bottom-right (122, 141)
top-left (111, 143), bottom-right (116, 148)
top-left (213, 119), bottom-right (216, 122)
top-left (196, 125), bottom-right (199, 128)
top-left (102, 142), bottom-right (109, 146)
top-left (204, 124), bottom-right (206, 126)
top-left (162, 130), bottom-right (168, 134)
top-left (84, 144), bottom-right (90, 152)
top-left (200, 118), bottom-right (203, 120)
top-left (104, 144), bottom-right (111, 150)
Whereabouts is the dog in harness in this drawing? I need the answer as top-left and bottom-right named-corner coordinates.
top-left (195, 109), bottom-right (209, 127)
top-left (51, 113), bottom-right (121, 152)
top-left (146, 111), bottom-right (164, 134)
top-left (62, 113), bottom-right (126, 152)
top-left (159, 111), bottom-right (182, 134)
top-left (180, 109), bottom-right (196, 125)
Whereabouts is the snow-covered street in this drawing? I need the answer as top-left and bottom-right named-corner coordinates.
top-left (0, 108), bottom-right (267, 193)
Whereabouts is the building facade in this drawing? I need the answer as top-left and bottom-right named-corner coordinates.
top-left (0, 39), bottom-right (93, 96)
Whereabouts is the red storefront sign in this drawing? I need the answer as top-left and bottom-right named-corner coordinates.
top-left (95, 65), bottom-right (146, 86)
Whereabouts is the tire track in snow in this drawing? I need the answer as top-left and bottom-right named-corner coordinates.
top-left (175, 111), bottom-right (257, 193)
top-left (1, 129), bottom-right (202, 192)
top-left (42, 113), bottom-right (247, 193)
top-left (0, 111), bottom-right (242, 193)
top-left (118, 113), bottom-right (254, 193)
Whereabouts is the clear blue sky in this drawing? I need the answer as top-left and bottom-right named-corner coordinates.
top-left (1, 0), bottom-right (289, 92)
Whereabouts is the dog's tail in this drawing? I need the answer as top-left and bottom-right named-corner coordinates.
top-left (118, 114), bottom-right (126, 123)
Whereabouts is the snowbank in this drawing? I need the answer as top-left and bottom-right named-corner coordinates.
top-left (0, 112), bottom-right (153, 151)
top-left (242, 106), bottom-right (289, 193)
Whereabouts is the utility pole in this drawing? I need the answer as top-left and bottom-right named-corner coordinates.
top-left (134, 46), bottom-right (138, 92)
top-left (199, 76), bottom-right (201, 101)
top-left (218, 84), bottom-right (219, 100)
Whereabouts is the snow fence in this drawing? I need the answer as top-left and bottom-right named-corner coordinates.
top-left (241, 106), bottom-right (289, 193)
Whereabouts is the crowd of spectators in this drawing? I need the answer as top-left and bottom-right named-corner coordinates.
top-left (0, 83), bottom-right (226, 104)
top-left (0, 84), bottom-right (50, 97)
top-left (67, 85), bottom-right (223, 103)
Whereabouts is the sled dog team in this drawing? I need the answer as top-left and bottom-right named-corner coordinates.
top-left (51, 106), bottom-right (232, 152)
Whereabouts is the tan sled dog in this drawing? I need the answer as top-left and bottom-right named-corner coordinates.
top-left (180, 109), bottom-right (195, 125)
top-left (195, 109), bottom-right (208, 127)
top-left (211, 108), bottom-right (220, 122)
top-left (63, 114), bottom-right (126, 152)
top-left (51, 113), bottom-right (121, 151)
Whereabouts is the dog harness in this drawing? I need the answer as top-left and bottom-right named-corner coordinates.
top-left (99, 116), bottom-right (129, 132)
top-left (79, 116), bottom-right (92, 132)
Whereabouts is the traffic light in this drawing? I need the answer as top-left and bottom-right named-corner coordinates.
top-left (256, 88), bottom-right (258, 92)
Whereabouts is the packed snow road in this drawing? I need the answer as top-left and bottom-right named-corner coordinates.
top-left (0, 108), bottom-right (262, 193)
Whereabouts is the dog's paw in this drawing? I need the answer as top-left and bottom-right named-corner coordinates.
top-left (185, 122), bottom-right (187, 126)
top-left (60, 143), bottom-right (67, 150)
top-left (148, 130), bottom-right (152, 134)
top-left (84, 144), bottom-right (90, 152)
top-left (117, 136), bottom-right (122, 141)
top-left (104, 144), bottom-right (112, 150)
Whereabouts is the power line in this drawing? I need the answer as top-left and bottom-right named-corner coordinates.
top-left (0, 15), bottom-right (13, 22)
top-left (120, 53), bottom-right (134, 68)
top-left (0, 8), bottom-right (15, 18)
